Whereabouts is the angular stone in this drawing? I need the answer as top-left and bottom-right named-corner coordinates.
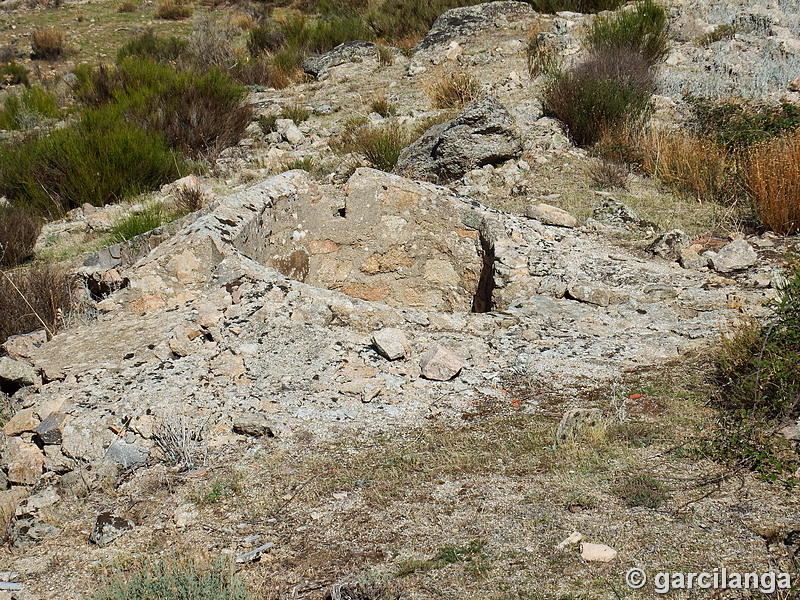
top-left (33, 412), bottom-right (66, 445)
top-left (395, 96), bottom-right (523, 183)
top-left (3, 409), bottom-right (39, 436)
top-left (580, 543), bottom-right (617, 562)
top-left (0, 357), bottom-right (37, 389)
top-left (567, 283), bottom-right (626, 307)
top-left (89, 512), bottom-right (134, 546)
top-left (105, 439), bottom-right (149, 469)
top-left (525, 203), bottom-right (577, 228)
top-left (372, 328), bottom-right (410, 360)
top-left (419, 344), bottom-right (464, 381)
top-left (1, 330), bottom-right (47, 361)
top-left (232, 413), bottom-right (275, 438)
top-left (0, 488), bottom-right (29, 531)
top-left (275, 119), bottom-right (303, 145)
top-left (6, 439), bottom-right (44, 485)
top-left (646, 229), bottom-right (690, 262)
top-left (303, 41), bottom-right (380, 78)
top-left (9, 515), bottom-right (60, 548)
top-left (678, 247), bottom-right (709, 270)
top-left (710, 239), bottom-right (758, 272)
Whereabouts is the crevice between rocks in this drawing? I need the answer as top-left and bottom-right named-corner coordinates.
top-left (471, 230), bottom-right (495, 313)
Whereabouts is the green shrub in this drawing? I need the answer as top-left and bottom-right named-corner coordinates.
top-left (108, 202), bottom-right (167, 243)
top-left (586, 0), bottom-right (670, 65)
top-left (74, 59), bottom-right (253, 158)
top-left (282, 157), bottom-right (315, 172)
top-left (87, 559), bottom-right (253, 600)
top-left (247, 22), bottom-right (285, 57)
top-left (258, 113), bottom-right (278, 133)
top-left (697, 23), bottom-right (736, 46)
top-left (0, 206), bottom-right (42, 267)
top-left (542, 47), bottom-right (655, 147)
top-left (370, 97), bottom-right (396, 117)
top-left (0, 264), bottom-right (76, 346)
top-left (0, 84), bottom-right (60, 130)
top-left (0, 61), bottom-right (29, 86)
top-left (117, 30), bottom-right (187, 63)
top-left (332, 120), bottom-right (415, 171)
top-left (688, 97), bottom-right (800, 153)
top-left (0, 105), bottom-right (180, 216)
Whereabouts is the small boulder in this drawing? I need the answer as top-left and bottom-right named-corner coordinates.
top-left (303, 41), bottom-right (380, 78)
top-left (275, 119), bottom-right (304, 145)
top-left (525, 203), bottom-right (577, 228)
top-left (395, 96), bottom-right (523, 184)
top-left (419, 345), bottom-right (464, 381)
top-left (646, 229), bottom-right (690, 262)
top-left (6, 439), bottom-right (44, 486)
top-left (89, 512), bottom-right (134, 546)
top-left (678, 247), bottom-right (709, 270)
top-left (710, 239), bottom-right (758, 272)
top-left (104, 439), bottom-right (149, 469)
top-left (233, 413), bottom-right (275, 438)
top-left (0, 357), bottom-right (37, 391)
top-left (580, 542), bottom-right (617, 562)
top-left (372, 328), bottom-right (410, 360)
top-left (1, 330), bottom-right (47, 361)
top-left (33, 412), bottom-right (66, 446)
top-left (3, 408), bottom-right (40, 436)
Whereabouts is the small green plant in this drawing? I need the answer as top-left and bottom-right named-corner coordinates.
top-left (612, 473), bottom-right (668, 508)
top-left (281, 103), bottom-right (311, 123)
top-left (87, 558), bottom-right (254, 600)
top-left (332, 120), bottom-right (415, 172)
top-left (192, 477), bottom-right (239, 505)
top-left (282, 157), bottom-right (315, 172)
top-left (0, 61), bottom-right (29, 86)
top-left (396, 540), bottom-right (486, 577)
top-left (369, 97), bottom-right (396, 117)
top-left (586, 0), bottom-right (670, 65)
top-left (0, 84), bottom-right (61, 130)
top-left (258, 114), bottom-right (278, 133)
top-left (31, 27), bottom-right (65, 60)
top-left (526, 32), bottom-right (560, 78)
top-left (424, 70), bottom-right (481, 110)
top-left (108, 202), bottom-right (167, 243)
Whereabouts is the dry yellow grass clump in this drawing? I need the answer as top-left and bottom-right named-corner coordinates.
top-left (745, 128), bottom-right (800, 234)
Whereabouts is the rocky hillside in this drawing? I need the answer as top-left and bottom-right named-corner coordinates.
top-left (0, 1), bottom-right (799, 598)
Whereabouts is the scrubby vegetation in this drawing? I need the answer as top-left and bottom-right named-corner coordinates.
top-left (30, 27), bottom-right (65, 60)
top-left (0, 84), bottom-right (60, 130)
top-left (0, 61), bottom-right (29, 86)
top-left (88, 559), bottom-right (253, 600)
top-left (108, 202), bottom-right (167, 243)
top-left (425, 70), bottom-right (481, 109)
top-left (0, 264), bottom-right (77, 344)
top-left (332, 120), bottom-right (415, 171)
top-left (0, 206), bottom-right (41, 267)
top-left (712, 260), bottom-right (800, 481)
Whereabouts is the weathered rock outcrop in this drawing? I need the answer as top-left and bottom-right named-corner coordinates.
top-left (394, 97), bottom-right (523, 184)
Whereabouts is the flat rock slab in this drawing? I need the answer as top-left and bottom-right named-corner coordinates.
top-left (525, 203), bottom-right (577, 228)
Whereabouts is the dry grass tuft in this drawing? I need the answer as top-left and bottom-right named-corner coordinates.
top-left (0, 207), bottom-right (41, 267)
top-left (745, 128), bottom-right (800, 234)
top-left (31, 28), bottom-right (65, 60)
top-left (641, 127), bottom-right (733, 203)
top-left (424, 70), bottom-right (481, 110)
top-left (0, 264), bottom-right (78, 344)
top-left (588, 159), bottom-right (630, 190)
top-left (154, 0), bottom-right (192, 20)
top-left (116, 0), bottom-right (139, 12)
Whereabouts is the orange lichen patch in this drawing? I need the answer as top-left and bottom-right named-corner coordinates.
top-left (130, 293), bottom-right (166, 314)
top-left (455, 228), bottom-right (479, 239)
top-left (308, 239), bottom-right (340, 255)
